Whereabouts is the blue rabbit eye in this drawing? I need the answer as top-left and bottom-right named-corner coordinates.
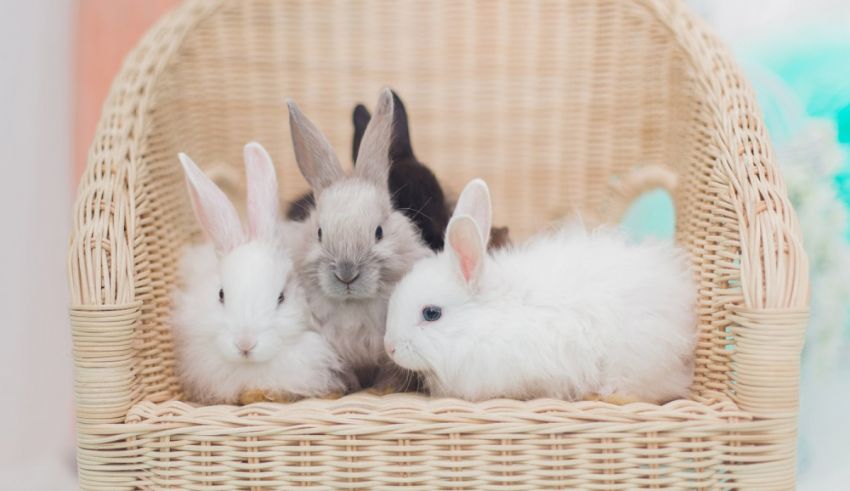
top-left (421, 305), bottom-right (442, 322)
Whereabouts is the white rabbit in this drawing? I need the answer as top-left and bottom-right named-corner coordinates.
top-left (384, 178), bottom-right (697, 403)
top-left (171, 142), bottom-right (345, 405)
top-left (286, 89), bottom-right (430, 393)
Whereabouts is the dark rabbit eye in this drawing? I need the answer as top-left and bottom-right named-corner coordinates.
top-left (277, 291), bottom-right (285, 305)
top-left (375, 225), bottom-right (383, 242)
top-left (421, 305), bottom-right (442, 322)
top-left (317, 227), bottom-right (322, 242)
top-left (218, 288), bottom-right (224, 304)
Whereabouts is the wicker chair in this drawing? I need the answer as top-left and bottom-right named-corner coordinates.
top-left (69, 0), bottom-right (809, 488)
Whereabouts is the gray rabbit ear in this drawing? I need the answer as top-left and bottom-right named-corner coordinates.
top-left (287, 99), bottom-right (344, 193)
top-left (353, 88), bottom-right (393, 187)
top-left (453, 178), bottom-right (492, 246)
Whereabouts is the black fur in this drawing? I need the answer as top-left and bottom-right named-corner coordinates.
top-left (286, 90), bottom-right (450, 251)
top-left (285, 192), bottom-right (315, 222)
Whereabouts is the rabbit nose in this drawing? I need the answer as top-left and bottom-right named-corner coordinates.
top-left (384, 340), bottom-right (396, 356)
top-left (235, 336), bottom-right (257, 357)
top-left (334, 262), bottom-right (360, 285)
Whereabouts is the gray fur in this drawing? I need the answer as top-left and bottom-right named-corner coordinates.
top-left (287, 90), bottom-right (431, 392)
top-left (287, 99), bottom-right (345, 193)
top-left (353, 88), bottom-right (393, 186)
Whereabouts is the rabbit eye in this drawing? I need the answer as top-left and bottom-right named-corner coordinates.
top-left (421, 305), bottom-right (442, 322)
top-left (218, 288), bottom-right (225, 304)
top-left (317, 227), bottom-right (322, 242)
top-left (277, 291), bottom-right (285, 305)
top-left (375, 225), bottom-right (383, 242)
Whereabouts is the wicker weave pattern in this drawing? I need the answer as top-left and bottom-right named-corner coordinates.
top-left (69, 0), bottom-right (808, 489)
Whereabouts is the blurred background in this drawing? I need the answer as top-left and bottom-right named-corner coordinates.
top-left (1, 0), bottom-right (847, 488)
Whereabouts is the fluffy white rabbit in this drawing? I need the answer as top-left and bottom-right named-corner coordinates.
top-left (171, 142), bottom-right (345, 405)
top-left (286, 89), bottom-right (430, 393)
top-left (384, 179), bottom-right (697, 403)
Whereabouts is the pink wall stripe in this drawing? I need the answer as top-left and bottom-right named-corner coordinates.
top-left (75, 0), bottom-right (180, 181)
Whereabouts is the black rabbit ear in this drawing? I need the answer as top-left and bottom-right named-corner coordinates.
top-left (351, 104), bottom-right (371, 163)
top-left (388, 90), bottom-right (414, 160)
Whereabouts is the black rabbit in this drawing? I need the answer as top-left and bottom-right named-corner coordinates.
top-left (286, 90), bottom-right (450, 251)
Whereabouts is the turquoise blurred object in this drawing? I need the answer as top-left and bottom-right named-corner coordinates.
top-left (743, 32), bottom-right (850, 209)
top-left (619, 190), bottom-right (675, 240)
top-left (621, 30), bottom-right (850, 240)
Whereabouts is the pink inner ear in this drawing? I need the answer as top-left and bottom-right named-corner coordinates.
top-left (181, 153), bottom-right (245, 252)
top-left (448, 216), bottom-right (484, 286)
top-left (459, 254), bottom-right (478, 283)
top-left (244, 143), bottom-right (279, 241)
top-left (246, 194), bottom-right (264, 239)
top-left (453, 179), bottom-right (492, 246)
top-left (188, 183), bottom-right (242, 252)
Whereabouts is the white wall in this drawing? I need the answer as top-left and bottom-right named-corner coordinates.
top-left (690, 0), bottom-right (850, 41)
top-left (0, 0), bottom-right (77, 488)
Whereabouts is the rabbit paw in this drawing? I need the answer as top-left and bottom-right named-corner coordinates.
top-left (366, 385), bottom-right (397, 396)
top-left (239, 389), bottom-right (269, 405)
top-left (584, 393), bottom-right (640, 405)
top-left (239, 389), bottom-right (300, 405)
top-left (369, 364), bottom-right (420, 394)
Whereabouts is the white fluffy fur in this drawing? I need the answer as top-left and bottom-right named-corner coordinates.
top-left (171, 143), bottom-right (344, 404)
top-left (172, 242), bottom-right (344, 404)
top-left (385, 180), bottom-right (697, 403)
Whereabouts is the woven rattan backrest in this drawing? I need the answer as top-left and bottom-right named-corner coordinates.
top-left (113, 0), bottom-right (803, 405)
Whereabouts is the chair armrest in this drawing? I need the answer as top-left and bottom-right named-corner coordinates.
top-left (68, 0), bottom-right (222, 421)
top-left (652, 0), bottom-right (809, 414)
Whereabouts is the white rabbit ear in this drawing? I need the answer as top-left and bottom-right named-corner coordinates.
top-left (287, 99), bottom-right (344, 193)
top-left (446, 215), bottom-right (485, 287)
top-left (354, 88), bottom-right (393, 186)
top-left (179, 153), bottom-right (245, 252)
top-left (243, 142), bottom-right (279, 240)
top-left (454, 178), bottom-right (492, 246)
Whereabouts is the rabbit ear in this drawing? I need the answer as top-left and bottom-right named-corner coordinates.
top-left (446, 215), bottom-right (485, 287)
top-left (354, 88), bottom-right (393, 186)
top-left (351, 104), bottom-right (371, 163)
top-left (243, 142), bottom-right (279, 240)
top-left (179, 153), bottom-right (245, 252)
top-left (453, 178), bottom-right (492, 247)
top-left (287, 99), bottom-right (344, 193)
top-left (388, 89), bottom-right (414, 160)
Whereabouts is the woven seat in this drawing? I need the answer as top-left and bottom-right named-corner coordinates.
top-left (69, 0), bottom-right (809, 489)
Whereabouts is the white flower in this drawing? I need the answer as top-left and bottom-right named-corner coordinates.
top-left (776, 120), bottom-right (850, 372)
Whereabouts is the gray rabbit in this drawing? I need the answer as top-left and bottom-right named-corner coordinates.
top-left (286, 89), bottom-right (430, 393)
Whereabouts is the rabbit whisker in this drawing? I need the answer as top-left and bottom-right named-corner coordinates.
top-left (389, 182), bottom-right (409, 201)
top-left (412, 349), bottom-right (450, 397)
top-left (396, 196), bottom-right (434, 222)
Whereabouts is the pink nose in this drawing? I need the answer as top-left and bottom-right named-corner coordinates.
top-left (235, 336), bottom-right (257, 356)
top-left (384, 341), bottom-right (396, 356)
